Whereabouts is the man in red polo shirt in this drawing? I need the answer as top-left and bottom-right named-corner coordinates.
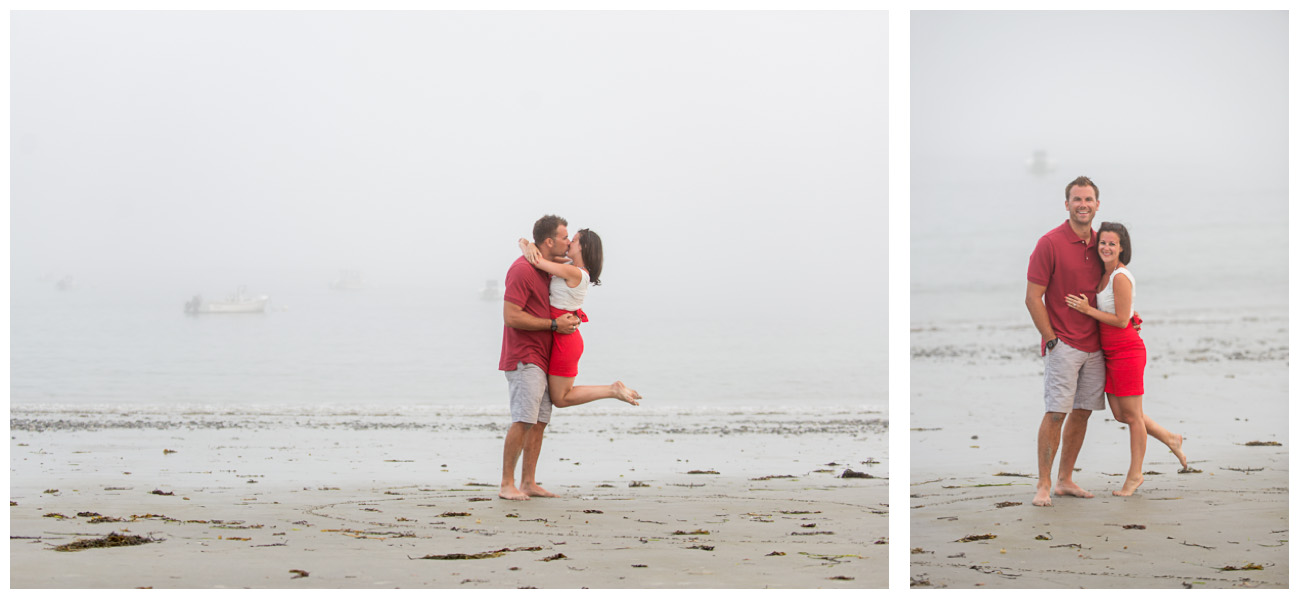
top-left (1026, 176), bottom-right (1105, 507)
top-left (499, 215), bottom-right (581, 501)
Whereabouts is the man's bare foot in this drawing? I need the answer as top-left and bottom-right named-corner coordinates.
top-left (1169, 434), bottom-right (1187, 469)
top-left (1113, 475), bottom-right (1144, 497)
top-left (612, 381), bottom-right (641, 406)
top-left (1054, 481), bottom-right (1094, 499)
top-left (499, 483), bottom-right (529, 501)
top-left (1032, 487), bottom-right (1053, 507)
top-left (521, 483), bottom-right (557, 498)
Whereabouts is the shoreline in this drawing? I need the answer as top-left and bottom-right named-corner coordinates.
top-left (910, 308), bottom-right (1288, 588)
top-left (11, 408), bottom-right (888, 588)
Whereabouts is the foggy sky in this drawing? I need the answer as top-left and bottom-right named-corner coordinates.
top-left (910, 11), bottom-right (1288, 321)
top-left (12, 10), bottom-right (888, 320)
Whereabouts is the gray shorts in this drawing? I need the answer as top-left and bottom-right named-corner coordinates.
top-left (1043, 342), bottom-right (1105, 413)
top-left (506, 362), bottom-right (551, 424)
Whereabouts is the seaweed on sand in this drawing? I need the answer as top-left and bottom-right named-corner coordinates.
top-left (956, 533), bottom-right (996, 543)
top-left (1220, 563), bottom-right (1265, 571)
top-left (54, 532), bottom-right (157, 552)
top-left (840, 469), bottom-right (874, 479)
top-left (413, 546), bottom-right (543, 560)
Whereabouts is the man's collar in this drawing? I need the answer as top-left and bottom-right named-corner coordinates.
top-left (1056, 220), bottom-right (1095, 245)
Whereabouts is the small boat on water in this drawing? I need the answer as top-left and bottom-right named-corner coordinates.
top-left (1026, 149), bottom-right (1057, 176)
top-left (480, 279), bottom-right (502, 301)
top-left (185, 286), bottom-right (270, 314)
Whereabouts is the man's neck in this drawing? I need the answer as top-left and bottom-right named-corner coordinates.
top-left (1066, 220), bottom-right (1092, 242)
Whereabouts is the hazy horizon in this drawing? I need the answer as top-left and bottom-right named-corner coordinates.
top-left (11, 11), bottom-right (890, 408)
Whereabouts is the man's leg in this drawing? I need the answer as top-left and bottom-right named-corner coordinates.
top-left (501, 363), bottom-right (548, 501)
top-left (1035, 411), bottom-right (1066, 507)
top-left (1055, 348), bottom-right (1105, 498)
top-left (1055, 408), bottom-right (1094, 498)
top-left (519, 422), bottom-right (556, 497)
top-left (500, 422), bottom-right (532, 501)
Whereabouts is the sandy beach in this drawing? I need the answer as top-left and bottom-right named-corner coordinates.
top-left (909, 308), bottom-right (1288, 589)
top-left (10, 405), bottom-right (887, 588)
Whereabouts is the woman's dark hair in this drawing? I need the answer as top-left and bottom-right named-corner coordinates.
top-left (578, 228), bottom-right (603, 286)
top-left (1097, 221), bottom-right (1131, 265)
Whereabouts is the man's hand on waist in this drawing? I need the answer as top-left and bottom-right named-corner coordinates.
top-left (554, 313), bottom-right (580, 334)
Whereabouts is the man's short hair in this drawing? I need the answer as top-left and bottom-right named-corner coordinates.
top-left (533, 215), bottom-right (568, 246)
top-left (1065, 176), bottom-right (1099, 201)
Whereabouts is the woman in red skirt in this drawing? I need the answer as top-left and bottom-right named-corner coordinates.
top-left (519, 230), bottom-right (641, 408)
top-left (1066, 222), bottom-right (1186, 496)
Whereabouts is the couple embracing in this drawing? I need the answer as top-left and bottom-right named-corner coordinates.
top-left (1027, 176), bottom-right (1187, 507)
top-left (498, 215), bottom-right (641, 502)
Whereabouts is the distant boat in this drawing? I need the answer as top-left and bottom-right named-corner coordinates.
top-left (330, 269), bottom-right (364, 291)
top-left (185, 286), bottom-right (270, 314)
top-left (480, 279), bottom-right (502, 301)
top-left (55, 275), bottom-right (76, 291)
top-left (1026, 150), bottom-right (1057, 176)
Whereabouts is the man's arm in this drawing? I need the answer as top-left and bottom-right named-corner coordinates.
top-left (1025, 282), bottom-right (1055, 343)
top-left (504, 301), bottom-right (579, 334)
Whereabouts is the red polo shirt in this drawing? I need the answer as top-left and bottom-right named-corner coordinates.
top-left (1028, 220), bottom-right (1103, 354)
top-left (499, 256), bottom-right (553, 371)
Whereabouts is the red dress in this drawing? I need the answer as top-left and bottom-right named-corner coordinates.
top-left (547, 306), bottom-right (588, 378)
top-left (1101, 314), bottom-right (1145, 396)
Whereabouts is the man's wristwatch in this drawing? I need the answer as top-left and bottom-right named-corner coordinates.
top-left (550, 319), bottom-right (558, 332)
top-left (1046, 338), bottom-right (1058, 351)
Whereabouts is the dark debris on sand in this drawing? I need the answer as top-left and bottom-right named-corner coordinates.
top-left (54, 532), bottom-right (157, 552)
top-left (413, 546), bottom-right (542, 560)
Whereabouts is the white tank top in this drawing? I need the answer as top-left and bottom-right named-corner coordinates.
top-left (549, 268), bottom-right (589, 311)
top-left (1096, 267), bottom-right (1135, 321)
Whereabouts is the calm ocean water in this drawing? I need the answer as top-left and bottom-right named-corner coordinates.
top-left (11, 272), bottom-right (882, 413)
top-left (911, 172), bottom-right (1288, 326)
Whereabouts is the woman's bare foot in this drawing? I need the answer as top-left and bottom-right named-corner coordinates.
top-left (1032, 486), bottom-right (1053, 507)
top-left (1169, 434), bottom-right (1187, 469)
top-left (612, 381), bottom-right (641, 406)
top-left (1113, 475), bottom-right (1144, 497)
top-left (499, 483), bottom-right (529, 501)
top-left (521, 483), bottom-right (557, 498)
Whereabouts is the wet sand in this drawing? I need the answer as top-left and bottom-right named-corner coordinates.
top-left (10, 406), bottom-right (887, 588)
top-left (910, 309), bottom-right (1288, 588)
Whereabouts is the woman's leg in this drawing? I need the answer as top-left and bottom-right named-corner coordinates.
top-left (1107, 392), bottom-right (1126, 423)
top-left (549, 375), bottom-right (641, 408)
top-left (1142, 415), bottom-right (1187, 469)
top-left (1111, 394), bottom-right (1146, 496)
